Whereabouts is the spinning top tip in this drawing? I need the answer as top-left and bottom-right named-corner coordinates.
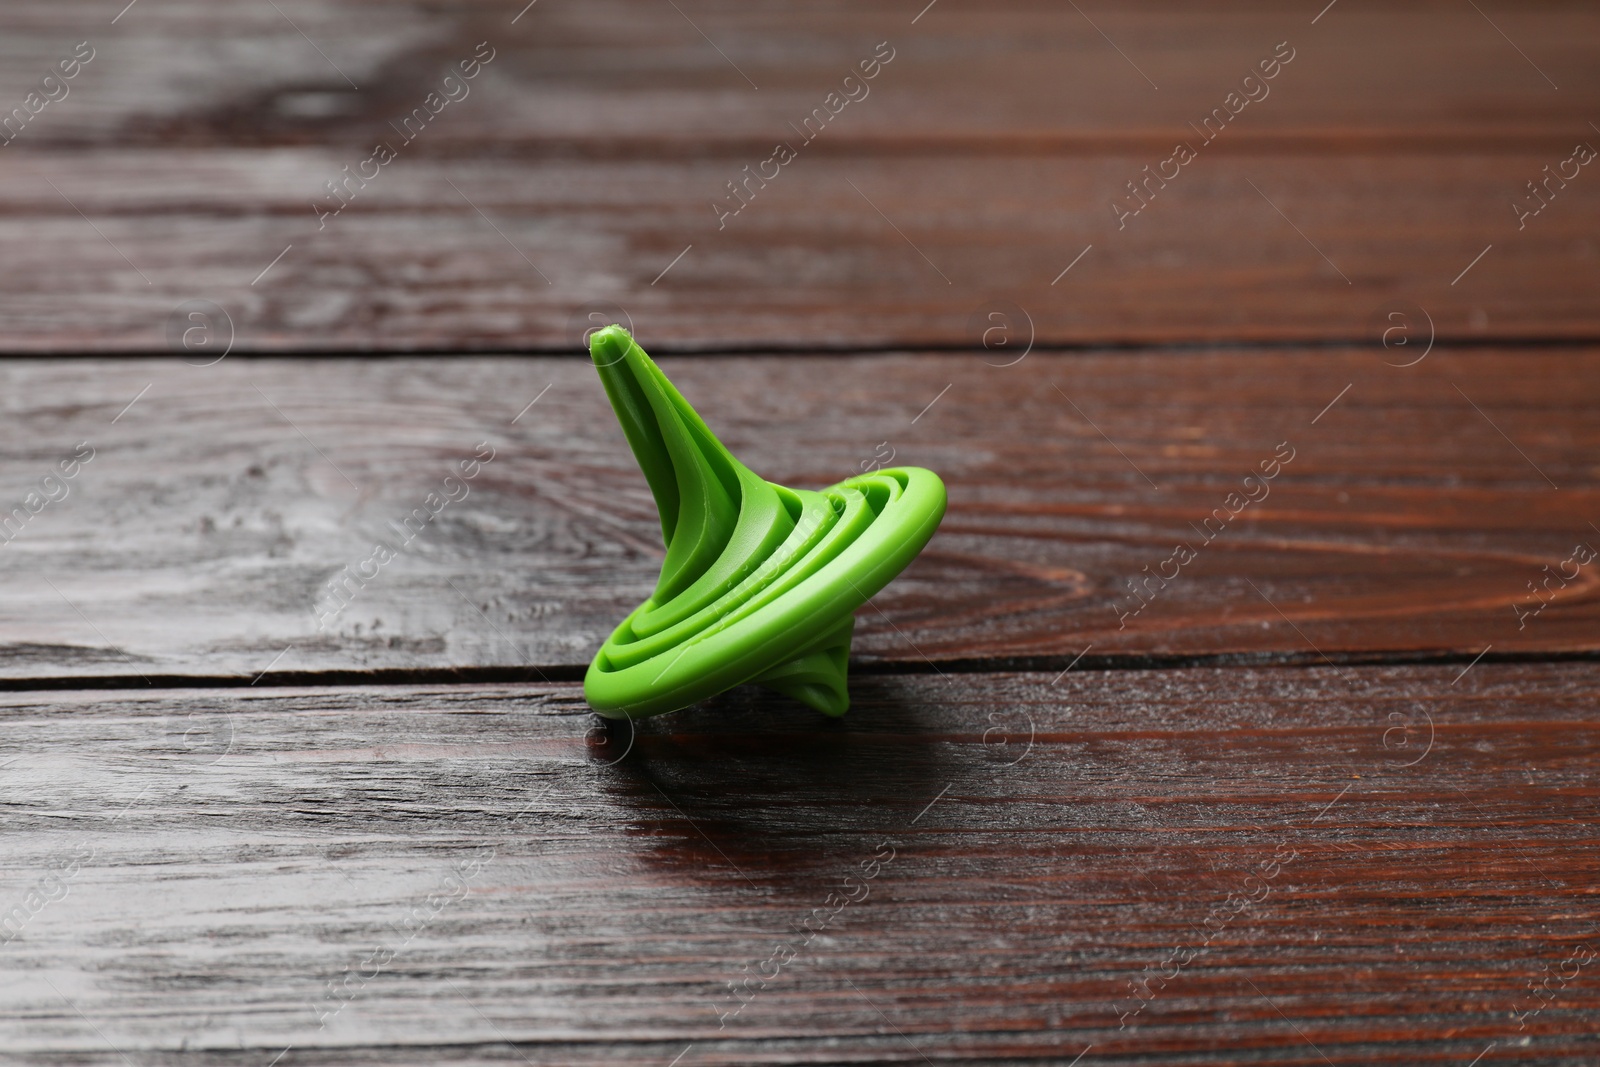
top-left (588, 323), bottom-right (632, 366)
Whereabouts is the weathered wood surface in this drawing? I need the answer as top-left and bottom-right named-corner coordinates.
top-left (2, 2), bottom-right (1599, 350)
top-left (0, 665), bottom-right (1595, 1064)
top-left (1, 350), bottom-right (1595, 682)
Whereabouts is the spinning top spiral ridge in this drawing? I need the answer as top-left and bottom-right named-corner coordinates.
top-left (583, 326), bottom-right (946, 720)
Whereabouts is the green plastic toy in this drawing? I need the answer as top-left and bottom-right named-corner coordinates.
top-left (583, 325), bottom-right (946, 720)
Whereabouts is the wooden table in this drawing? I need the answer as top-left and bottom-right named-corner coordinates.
top-left (2, 2), bottom-right (1596, 1063)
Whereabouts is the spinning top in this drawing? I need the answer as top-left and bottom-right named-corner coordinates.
top-left (583, 326), bottom-right (946, 720)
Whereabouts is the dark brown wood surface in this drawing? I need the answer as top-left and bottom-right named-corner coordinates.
top-left (16, 1), bottom-right (1600, 148)
top-left (14, 151), bottom-right (1600, 352)
top-left (4, 1), bottom-right (1599, 1064)
top-left (2, 2), bottom-right (1599, 350)
top-left (1, 349), bottom-right (1596, 682)
top-left (1, 665), bottom-right (1595, 1065)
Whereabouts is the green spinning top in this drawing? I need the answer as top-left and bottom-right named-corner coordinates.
top-left (583, 325), bottom-right (946, 720)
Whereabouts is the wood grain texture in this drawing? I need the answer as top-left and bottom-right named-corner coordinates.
top-left (0, 2), bottom-right (1597, 350)
top-left (0, 665), bottom-right (1595, 1064)
top-left (0, 349), bottom-right (1595, 682)
top-left (6, 151), bottom-right (1599, 352)
top-left (10, 0), bottom-right (1600, 149)
top-left (3, 5), bottom-right (1596, 1063)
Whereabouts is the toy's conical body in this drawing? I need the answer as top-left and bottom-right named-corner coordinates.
top-left (583, 326), bottom-right (946, 720)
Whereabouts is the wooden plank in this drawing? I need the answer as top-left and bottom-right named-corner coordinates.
top-left (0, 665), bottom-right (1595, 1063)
top-left (0, 2), bottom-right (1596, 350)
top-left (3, 149), bottom-right (1598, 351)
top-left (1, 350), bottom-right (1595, 681)
top-left (8, 1), bottom-right (1598, 150)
